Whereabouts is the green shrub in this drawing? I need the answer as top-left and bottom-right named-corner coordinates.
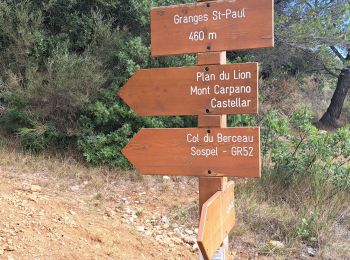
top-left (296, 211), bottom-right (318, 244)
top-left (261, 108), bottom-right (350, 190)
top-left (78, 101), bottom-right (164, 168)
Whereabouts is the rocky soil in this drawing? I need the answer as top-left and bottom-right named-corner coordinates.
top-left (0, 173), bottom-right (203, 260)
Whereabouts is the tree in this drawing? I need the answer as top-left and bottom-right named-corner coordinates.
top-left (319, 48), bottom-right (350, 127)
top-left (276, 0), bottom-right (350, 128)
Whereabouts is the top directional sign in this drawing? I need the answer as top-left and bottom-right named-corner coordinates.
top-left (151, 0), bottom-right (274, 56)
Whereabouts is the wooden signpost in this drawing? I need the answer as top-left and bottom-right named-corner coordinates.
top-left (119, 0), bottom-right (274, 259)
top-left (122, 128), bottom-right (260, 177)
top-left (198, 181), bottom-right (235, 260)
top-left (119, 63), bottom-right (258, 116)
top-left (151, 0), bottom-right (274, 56)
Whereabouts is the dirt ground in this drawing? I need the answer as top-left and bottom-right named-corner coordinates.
top-left (0, 142), bottom-right (213, 260)
top-left (0, 172), bottom-right (205, 260)
top-left (0, 146), bottom-right (312, 260)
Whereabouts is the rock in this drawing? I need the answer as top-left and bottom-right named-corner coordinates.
top-left (183, 235), bottom-right (195, 245)
top-left (192, 242), bottom-right (199, 252)
top-left (163, 176), bottom-right (171, 181)
top-left (145, 230), bottom-right (153, 236)
top-left (174, 228), bottom-right (184, 238)
top-left (138, 192), bottom-right (146, 196)
top-left (3, 244), bottom-right (15, 251)
top-left (105, 209), bottom-right (115, 217)
top-left (162, 215), bottom-right (169, 224)
top-left (28, 194), bottom-right (38, 202)
top-left (194, 228), bottom-right (198, 234)
top-left (185, 229), bottom-right (194, 235)
top-left (129, 217), bottom-right (135, 223)
top-left (70, 185), bottom-right (80, 192)
top-left (30, 185), bottom-right (42, 192)
top-left (172, 237), bottom-right (183, 245)
top-left (168, 243), bottom-right (176, 248)
top-left (155, 235), bottom-right (164, 241)
top-left (0, 246), bottom-right (3, 255)
top-left (163, 224), bottom-right (170, 229)
top-left (137, 226), bottom-right (145, 232)
top-left (267, 240), bottom-right (285, 250)
top-left (307, 247), bottom-right (316, 257)
top-left (68, 210), bottom-right (76, 216)
top-left (171, 223), bottom-right (179, 229)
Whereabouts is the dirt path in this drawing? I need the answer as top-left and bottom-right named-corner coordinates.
top-left (0, 174), bottom-right (198, 259)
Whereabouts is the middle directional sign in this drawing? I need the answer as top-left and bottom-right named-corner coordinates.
top-left (119, 63), bottom-right (258, 116)
top-left (122, 127), bottom-right (261, 177)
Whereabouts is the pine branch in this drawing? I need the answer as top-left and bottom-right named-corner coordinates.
top-left (330, 46), bottom-right (345, 61)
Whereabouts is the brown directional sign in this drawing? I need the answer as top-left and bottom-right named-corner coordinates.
top-left (119, 63), bottom-right (258, 116)
top-left (122, 128), bottom-right (261, 177)
top-left (197, 181), bottom-right (235, 260)
top-left (151, 0), bottom-right (274, 56)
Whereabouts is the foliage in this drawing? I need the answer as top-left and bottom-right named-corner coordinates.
top-left (0, 0), bottom-right (349, 171)
top-left (261, 108), bottom-right (350, 190)
top-left (0, 0), bottom-right (195, 157)
top-left (296, 211), bottom-right (318, 244)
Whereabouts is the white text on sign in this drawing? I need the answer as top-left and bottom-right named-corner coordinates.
top-left (187, 132), bottom-right (255, 158)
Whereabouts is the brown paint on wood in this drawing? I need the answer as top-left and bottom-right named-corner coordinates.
top-left (198, 115), bottom-right (227, 128)
top-left (119, 63), bottom-right (259, 116)
top-left (151, 0), bottom-right (274, 56)
top-left (122, 128), bottom-right (261, 177)
top-left (199, 177), bottom-right (227, 212)
top-left (197, 181), bottom-right (235, 260)
top-left (197, 52), bottom-right (226, 65)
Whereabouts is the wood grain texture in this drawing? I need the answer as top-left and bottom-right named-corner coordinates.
top-left (197, 181), bottom-right (235, 260)
top-left (198, 115), bottom-right (227, 128)
top-left (199, 177), bottom-right (227, 213)
top-left (197, 52), bottom-right (226, 65)
top-left (151, 0), bottom-right (274, 56)
top-left (118, 63), bottom-right (258, 116)
top-left (122, 128), bottom-right (261, 177)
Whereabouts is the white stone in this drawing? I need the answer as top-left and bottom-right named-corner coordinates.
top-left (136, 226), bottom-right (145, 232)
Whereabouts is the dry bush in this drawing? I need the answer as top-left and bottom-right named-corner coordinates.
top-left (234, 177), bottom-right (350, 259)
top-left (260, 78), bottom-right (301, 116)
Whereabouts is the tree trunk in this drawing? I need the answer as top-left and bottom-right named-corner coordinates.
top-left (319, 67), bottom-right (350, 128)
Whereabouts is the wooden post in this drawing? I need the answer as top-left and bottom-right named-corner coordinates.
top-left (196, 0), bottom-right (232, 250)
top-left (198, 51), bottom-right (231, 260)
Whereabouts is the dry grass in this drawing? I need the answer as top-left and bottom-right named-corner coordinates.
top-left (1, 135), bottom-right (349, 259)
top-left (0, 134), bottom-right (144, 198)
top-left (233, 176), bottom-right (350, 259)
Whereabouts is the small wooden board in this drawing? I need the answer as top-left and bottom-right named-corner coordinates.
top-left (119, 63), bottom-right (258, 116)
top-left (197, 181), bottom-right (235, 260)
top-left (122, 128), bottom-right (261, 177)
top-left (151, 0), bottom-right (274, 56)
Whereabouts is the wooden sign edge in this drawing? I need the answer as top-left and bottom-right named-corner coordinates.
top-left (150, 0), bottom-right (275, 57)
top-left (118, 63), bottom-right (259, 116)
top-left (197, 181), bottom-right (235, 259)
top-left (121, 127), bottom-right (261, 178)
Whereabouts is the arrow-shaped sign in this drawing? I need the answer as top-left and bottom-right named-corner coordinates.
top-left (122, 128), bottom-right (261, 177)
top-left (119, 63), bottom-right (258, 116)
top-left (198, 181), bottom-right (235, 260)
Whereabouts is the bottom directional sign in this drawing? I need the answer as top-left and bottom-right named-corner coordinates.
top-left (122, 128), bottom-right (260, 177)
top-left (197, 181), bottom-right (235, 260)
